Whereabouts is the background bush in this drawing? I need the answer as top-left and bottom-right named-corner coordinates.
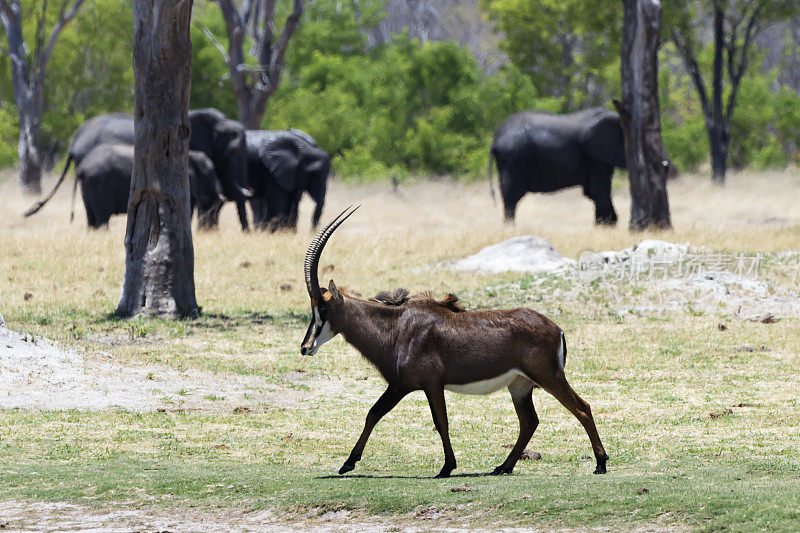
top-left (1, 0), bottom-right (798, 178)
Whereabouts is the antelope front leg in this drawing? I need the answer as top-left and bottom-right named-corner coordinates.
top-left (424, 387), bottom-right (457, 478)
top-left (339, 387), bottom-right (407, 475)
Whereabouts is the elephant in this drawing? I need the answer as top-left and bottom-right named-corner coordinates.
top-left (26, 108), bottom-right (251, 230)
top-left (74, 143), bottom-right (224, 229)
top-left (245, 129), bottom-right (331, 231)
top-left (489, 108), bottom-right (627, 225)
top-left (186, 108), bottom-right (251, 230)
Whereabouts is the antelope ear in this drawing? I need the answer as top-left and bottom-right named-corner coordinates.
top-left (328, 280), bottom-right (343, 304)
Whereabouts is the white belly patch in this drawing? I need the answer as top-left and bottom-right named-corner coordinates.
top-left (444, 369), bottom-right (526, 395)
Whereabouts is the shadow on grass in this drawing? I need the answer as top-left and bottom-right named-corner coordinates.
top-left (316, 472), bottom-right (495, 480)
top-left (94, 309), bottom-right (309, 329)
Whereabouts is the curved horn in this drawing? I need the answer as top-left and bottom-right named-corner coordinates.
top-left (304, 205), bottom-right (359, 303)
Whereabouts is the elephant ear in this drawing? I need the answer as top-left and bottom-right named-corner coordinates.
top-left (579, 111), bottom-right (627, 169)
top-left (266, 149), bottom-right (300, 192)
top-left (303, 152), bottom-right (330, 175)
top-left (190, 152), bottom-right (215, 178)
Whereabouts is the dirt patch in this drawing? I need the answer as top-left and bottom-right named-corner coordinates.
top-left (0, 324), bottom-right (302, 412)
top-left (0, 498), bottom-right (691, 532)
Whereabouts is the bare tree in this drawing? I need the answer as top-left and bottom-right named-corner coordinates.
top-left (210, 0), bottom-right (304, 129)
top-left (0, 0), bottom-right (87, 195)
top-left (117, 0), bottom-right (198, 319)
top-left (669, 0), bottom-right (799, 183)
top-left (616, 0), bottom-right (671, 231)
top-left (369, 0), bottom-right (506, 73)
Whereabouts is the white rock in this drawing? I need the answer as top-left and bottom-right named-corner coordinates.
top-left (597, 239), bottom-right (689, 266)
top-left (453, 235), bottom-right (572, 274)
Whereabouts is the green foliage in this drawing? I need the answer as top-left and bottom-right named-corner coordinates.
top-left (657, 51), bottom-right (708, 171)
top-left (2, 0), bottom-right (798, 178)
top-left (480, 0), bottom-right (620, 108)
top-left (0, 0), bottom-right (134, 158)
top-left (728, 74), bottom-right (783, 170)
top-left (285, 0), bottom-right (384, 66)
top-left (265, 34), bottom-right (538, 179)
top-left (481, 0), bottom-right (800, 173)
top-left (658, 39), bottom-right (800, 171)
top-left (189, 4), bottom-right (237, 119)
top-left (0, 106), bottom-right (18, 167)
top-left (774, 87), bottom-right (800, 164)
top-left (661, 0), bottom-right (800, 173)
top-left (42, 0), bottom-right (135, 149)
top-left (661, 114), bottom-right (708, 172)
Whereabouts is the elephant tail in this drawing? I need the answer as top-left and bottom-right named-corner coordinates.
top-left (70, 164), bottom-right (80, 223)
top-left (24, 154), bottom-right (74, 217)
top-left (487, 148), bottom-right (497, 205)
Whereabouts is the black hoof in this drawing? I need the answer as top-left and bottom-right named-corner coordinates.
top-left (593, 454), bottom-right (608, 475)
top-left (491, 465), bottom-right (513, 475)
top-left (435, 466), bottom-right (455, 478)
top-left (339, 462), bottom-right (356, 475)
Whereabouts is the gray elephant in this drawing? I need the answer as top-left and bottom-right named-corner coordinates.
top-left (245, 129), bottom-right (330, 231)
top-left (490, 108), bottom-right (627, 225)
top-left (75, 143), bottom-right (223, 229)
top-left (26, 108), bottom-right (251, 230)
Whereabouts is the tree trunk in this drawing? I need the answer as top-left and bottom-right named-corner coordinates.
top-left (117, 0), bottom-right (198, 319)
top-left (1, 4), bottom-right (41, 195)
top-left (709, 3), bottom-right (726, 184)
top-left (238, 97), bottom-right (269, 130)
top-left (618, 0), bottom-right (671, 231)
top-left (17, 107), bottom-right (43, 195)
top-left (3, 0), bottom-right (88, 194)
top-left (216, 0), bottom-right (304, 130)
top-left (709, 123), bottom-right (729, 183)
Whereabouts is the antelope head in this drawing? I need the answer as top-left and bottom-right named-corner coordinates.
top-left (300, 206), bottom-right (358, 356)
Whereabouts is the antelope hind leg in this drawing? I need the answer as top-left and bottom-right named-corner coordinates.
top-left (492, 377), bottom-right (538, 475)
top-left (424, 387), bottom-right (457, 478)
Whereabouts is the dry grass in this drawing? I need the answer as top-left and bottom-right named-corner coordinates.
top-left (2, 168), bottom-right (799, 319)
top-left (1, 168), bottom-right (800, 530)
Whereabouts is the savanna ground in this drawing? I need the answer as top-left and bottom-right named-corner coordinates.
top-left (1, 168), bottom-right (800, 531)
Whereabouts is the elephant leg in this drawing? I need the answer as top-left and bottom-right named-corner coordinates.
top-left (194, 200), bottom-right (221, 229)
top-left (311, 200), bottom-right (324, 230)
top-left (588, 164), bottom-right (617, 226)
top-left (248, 199), bottom-right (263, 230)
top-left (256, 199), bottom-right (271, 231)
top-left (287, 190), bottom-right (303, 231)
top-left (235, 200), bottom-right (250, 232)
top-left (196, 207), bottom-right (216, 230)
top-left (594, 198), bottom-right (618, 226)
top-left (94, 207), bottom-right (111, 229)
top-left (80, 185), bottom-right (101, 229)
top-left (500, 174), bottom-right (525, 223)
top-left (85, 203), bottom-right (98, 229)
top-left (267, 191), bottom-right (291, 232)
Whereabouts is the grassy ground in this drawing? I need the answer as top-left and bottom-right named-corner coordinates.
top-left (1, 168), bottom-right (800, 530)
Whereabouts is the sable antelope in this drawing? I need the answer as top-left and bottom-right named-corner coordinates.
top-left (301, 207), bottom-right (608, 477)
